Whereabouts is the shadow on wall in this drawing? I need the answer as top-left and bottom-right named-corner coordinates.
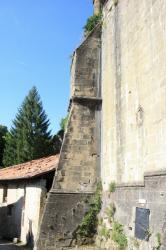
top-left (0, 197), bottom-right (23, 240)
top-left (0, 197), bottom-right (34, 247)
top-left (26, 220), bottom-right (34, 248)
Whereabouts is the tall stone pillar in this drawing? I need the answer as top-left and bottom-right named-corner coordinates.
top-left (36, 25), bottom-right (102, 250)
top-left (93, 0), bottom-right (101, 15)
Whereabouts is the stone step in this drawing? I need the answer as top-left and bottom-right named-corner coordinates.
top-left (45, 247), bottom-right (101, 250)
top-left (66, 247), bottom-right (100, 250)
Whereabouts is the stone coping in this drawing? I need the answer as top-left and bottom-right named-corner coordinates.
top-left (49, 189), bottom-right (94, 194)
top-left (72, 96), bottom-right (102, 103)
top-left (115, 169), bottom-right (166, 188)
top-left (144, 170), bottom-right (166, 177)
top-left (116, 182), bottom-right (144, 188)
top-left (68, 96), bottom-right (102, 110)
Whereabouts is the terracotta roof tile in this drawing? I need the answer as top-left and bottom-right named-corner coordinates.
top-left (0, 155), bottom-right (59, 181)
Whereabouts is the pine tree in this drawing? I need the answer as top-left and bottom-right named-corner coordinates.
top-left (0, 125), bottom-right (8, 167)
top-left (3, 87), bottom-right (53, 166)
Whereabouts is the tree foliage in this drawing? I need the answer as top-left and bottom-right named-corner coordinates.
top-left (0, 125), bottom-right (8, 167)
top-left (51, 129), bottom-right (64, 154)
top-left (60, 115), bottom-right (68, 131)
top-left (51, 115), bottom-right (68, 154)
top-left (84, 12), bottom-right (102, 34)
top-left (3, 87), bottom-right (53, 166)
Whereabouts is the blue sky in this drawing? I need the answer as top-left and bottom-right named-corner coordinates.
top-left (0, 0), bottom-right (93, 134)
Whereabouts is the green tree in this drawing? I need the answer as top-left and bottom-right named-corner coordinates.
top-left (3, 86), bottom-right (53, 166)
top-left (0, 125), bottom-right (8, 167)
top-left (51, 115), bottom-right (68, 154)
top-left (60, 115), bottom-right (68, 131)
top-left (51, 130), bottom-right (64, 154)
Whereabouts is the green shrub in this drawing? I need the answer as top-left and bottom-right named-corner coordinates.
top-left (98, 217), bottom-right (103, 226)
top-left (84, 12), bottom-right (102, 33)
top-left (109, 182), bottom-right (116, 193)
top-left (111, 221), bottom-right (127, 250)
top-left (156, 233), bottom-right (161, 250)
top-left (105, 203), bottom-right (116, 222)
top-left (99, 224), bottom-right (110, 240)
top-left (76, 182), bottom-right (102, 238)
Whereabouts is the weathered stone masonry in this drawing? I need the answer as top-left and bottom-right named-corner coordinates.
top-left (36, 26), bottom-right (102, 250)
top-left (37, 0), bottom-right (166, 249)
top-left (102, 172), bottom-right (166, 249)
top-left (101, 0), bottom-right (166, 249)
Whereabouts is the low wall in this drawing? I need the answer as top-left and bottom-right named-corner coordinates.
top-left (101, 172), bottom-right (166, 249)
top-left (37, 192), bottom-right (93, 250)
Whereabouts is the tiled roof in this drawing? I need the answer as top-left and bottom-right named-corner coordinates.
top-left (0, 155), bottom-right (59, 181)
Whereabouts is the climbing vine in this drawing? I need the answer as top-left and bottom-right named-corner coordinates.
top-left (76, 182), bottom-right (102, 238)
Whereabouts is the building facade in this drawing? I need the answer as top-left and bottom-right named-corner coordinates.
top-left (36, 0), bottom-right (166, 249)
top-left (0, 155), bottom-right (58, 247)
top-left (100, 0), bottom-right (166, 249)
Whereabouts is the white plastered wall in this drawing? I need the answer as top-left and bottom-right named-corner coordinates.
top-left (0, 179), bottom-right (46, 245)
top-left (20, 179), bottom-right (46, 245)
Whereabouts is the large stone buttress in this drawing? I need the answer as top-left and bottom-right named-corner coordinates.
top-left (36, 25), bottom-right (101, 250)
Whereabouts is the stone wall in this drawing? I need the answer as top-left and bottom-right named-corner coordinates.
top-left (36, 26), bottom-right (102, 250)
top-left (100, 172), bottom-right (166, 249)
top-left (93, 0), bottom-right (102, 15)
top-left (37, 0), bottom-right (166, 249)
top-left (100, 0), bottom-right (166, 249)
top-left (101, 0), bottom-right (166, 188)
top-left (37, 192), bottom-right (93, 250)
top-left (54, 25), bottom-right (102, 192)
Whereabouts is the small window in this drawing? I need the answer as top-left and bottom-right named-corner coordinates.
top-left (135, 207), bottom-right (150, 240)
top-left (7, 204), bottom-right (13, 216)
top-left (3, 185), bottom-right (8, 203)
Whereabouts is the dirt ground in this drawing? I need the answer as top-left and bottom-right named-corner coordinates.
top-left (0, 241), bottom-right (32, 250)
